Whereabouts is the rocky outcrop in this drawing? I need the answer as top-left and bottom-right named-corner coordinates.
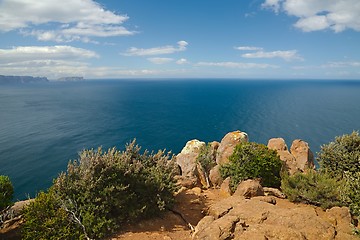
top-left (209, 165), bottom-right (223, 187)
top-left (176, 139), bottom-right (206, 179)
top-left (193, 194), bottom-right (357, 240)
top-left (216, 131), bottom-right (248, 165)
top-left (268, 138), bottom-right (315, 175)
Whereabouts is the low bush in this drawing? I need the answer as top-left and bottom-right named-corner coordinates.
top-left (220, 142), bottom-right (282, 192)
top-left (281, 170), bottom-right (343, 209)
top-left (23, 140), bottom-right (179, 239)
top-left (0, 175), bottom-right (14, 211)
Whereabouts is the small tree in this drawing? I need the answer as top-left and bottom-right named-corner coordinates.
top-left (0, 175), bottom-right (14, 211)
top-left (220, 142), bottom-right (282, 192)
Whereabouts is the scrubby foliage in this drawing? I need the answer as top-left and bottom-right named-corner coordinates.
top-left (0, 175), bottom-right (14, 211)
top-left (281, 170), bottom-right (343, 209)
top-left (22, 140), bottom-right (179, 239)
top-left (220, 142), bottom-right (282, 191)
top-left (318, 131), bottom-right (360, 178)
top-left (318, 131), bottom-right (360, 220)
top-left (196, 143), bottom-right (216, 187)
top-left (22, 190), bottom-right (83, 240)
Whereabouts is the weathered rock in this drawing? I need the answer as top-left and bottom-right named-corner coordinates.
top-left (196, 195), bottom-right (358, 240)
top-left (209, 165), bottom-right (223, 187)
top-left (290, 139), bottom-right (315, 173)
top-left (219, 177), bottom-right (232, 197)
top-left (216, 130), bottom-right (248, 165)
top-left (193, 214), bottom-right (240, 240)
top-left (268, 138), bottom-right (288, 151)
top-left (263, 187), bottom-right (286, 199)
top-left (176, 139), bottom-right (206, 178)
top-left (233, 179), bottom-right (264, 198)
top-left (174, 175), bottom-right (198, 188)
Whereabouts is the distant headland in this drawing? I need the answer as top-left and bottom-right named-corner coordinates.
top-left (0, 75), bottom-right (49, 84)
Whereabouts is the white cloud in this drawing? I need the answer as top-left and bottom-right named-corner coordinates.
top-left (235, 46), bottom-right (264, 51)
top-left (0, 0), bottom-right (134, 42)
top-left (262, 0), bottom-right (360, 32)
top-left (176, 58), bottom-right (189, 65)
top-left (124, 41), bottom-right (188, 56)
top-left (196, 62), bottom-right (278, 69)
top-left (147, 57), bottom-right (174, 64)
top-left (0, 46), bottom-right (98, 64)
top-left (322, 61), bottom-right (360, 68)
top-left (241, 50), bottom-right (303, 61)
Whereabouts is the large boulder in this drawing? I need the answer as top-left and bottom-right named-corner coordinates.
top-left (176, 139), bottom-right (206, 179)
top-left (290, 139), bottom-right (315, 172)
top-left (268, 138), bottom-right (315, 175)
top-left (216, 130), bottom-right (248, 165)
top-left (233, 179), bottom-right (264, 199)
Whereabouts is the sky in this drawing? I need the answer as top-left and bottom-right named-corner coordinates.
top-left (0, 0), bottom-right (360, 80)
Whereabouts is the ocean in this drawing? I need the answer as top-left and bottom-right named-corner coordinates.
top-left (1, 79), bottom-right (360, 200)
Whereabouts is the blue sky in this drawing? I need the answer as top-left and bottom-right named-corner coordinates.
top-left (0, 0), bottom-right (359, 79)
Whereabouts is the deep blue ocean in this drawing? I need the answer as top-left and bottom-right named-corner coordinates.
top-left (1, 79), bottom-right (360, 200)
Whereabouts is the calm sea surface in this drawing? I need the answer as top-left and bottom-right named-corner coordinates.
top-left (1, 79), bottom-right (360, 200)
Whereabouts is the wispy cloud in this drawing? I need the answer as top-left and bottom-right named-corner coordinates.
top-left (124, 41), bottom-right (188, 56)
top-left (147, 57), bottom-right (174, 64)
top-left (262, 0), bottom-right (360, 32)
top-left (196, 61), bottom-right (278, 69)
top-left (235, 46), bottom-right (263, 51)
top-left (241, 50), bottom-right (303, 61)
top-left (0, 0), bottom-right (135, 42)
top-left (176, 58), bottom-right (189, 65)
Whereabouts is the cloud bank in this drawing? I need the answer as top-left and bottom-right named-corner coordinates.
top-left (0, 0), bottom-right (134, 42)
top-left (262, 0), bottom-right (360, 32)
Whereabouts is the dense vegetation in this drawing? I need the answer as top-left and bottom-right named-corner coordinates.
top-left (220, 142), bottom-right (283, 192)
top-left (22, 140), bottom-right (179, 239)
top-left (0, 175), bottom-right (13, 211)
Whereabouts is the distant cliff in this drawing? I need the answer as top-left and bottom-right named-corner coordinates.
top-left (57, 76), bottom-right (84, 82)
top-left (0, 75), bottom-right (49, 84)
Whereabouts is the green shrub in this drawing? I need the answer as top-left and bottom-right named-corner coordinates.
top-left (318, 131), bottom-right (360, 219)
top-left (281, 170), bottom-right (343, 209)
top-left (22, 190), bottom-right (83, 240)
top-left (0, 175), bottom-right (14, 211)
top-left (23, 140), bottom-right (179, 239)
top-left (220, 142), bottom-right (282, 192)
top-left (196, 143), bottom-right (216, 187)
top-left (318, 131), bottom-right (360, 178)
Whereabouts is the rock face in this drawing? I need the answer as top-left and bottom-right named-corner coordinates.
top-left (216, 130), bottom-right (248, 165)
top-left (193, 195), bottom-right (357, 240)
top-left (209, 165), bottom-right (223, 187)
top-left (176, 139), bottom-right (206, 178)
top-left (268, 138), bottom-right (315, 175)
